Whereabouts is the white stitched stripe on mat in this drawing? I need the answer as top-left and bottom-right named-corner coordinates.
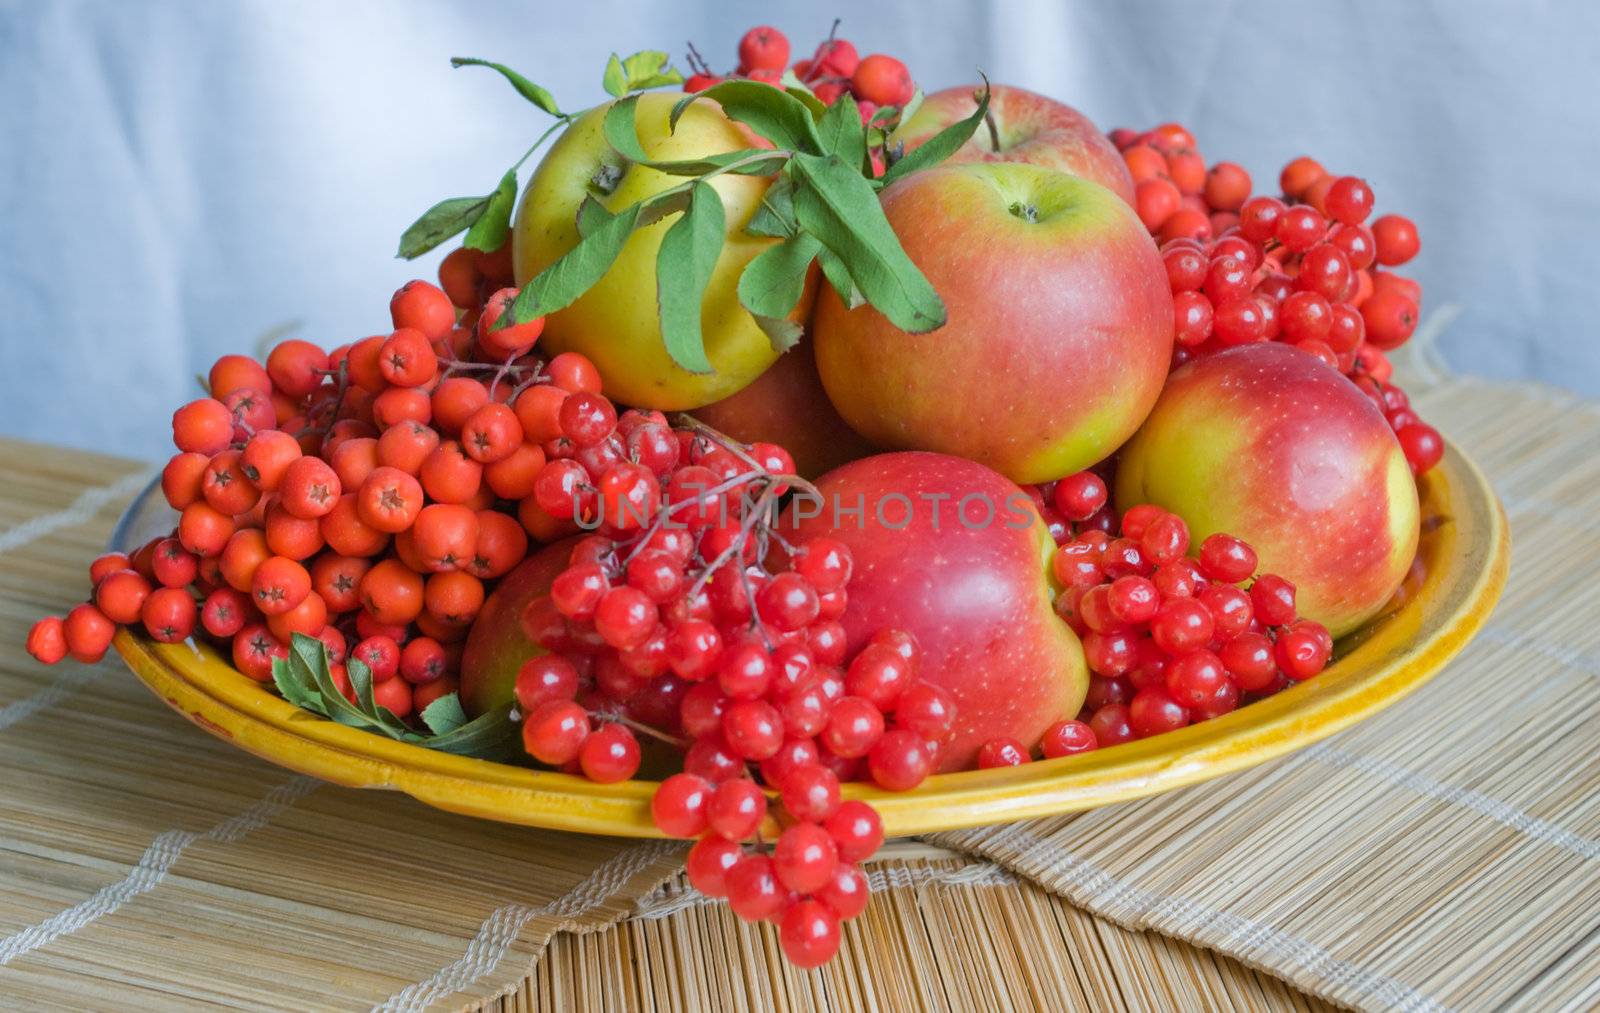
top-left (627, 860), bottom-right (1017, 922)
top-left (374, 840), bottom-right (680, 1013)
top-left (1304, 744), bottom-right (1600, 860)
top-left (1477, 626), bottom-right (1600, 680)
top-left (0, 775), bottom-right (318, 965)
top-left (0, 664), bottom-right (107, 732)
top-left (0, 470), bottom-right (156, 555)
top-left (999, 828), bottom-right (1445, 1013)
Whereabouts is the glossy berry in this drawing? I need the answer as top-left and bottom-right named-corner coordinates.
top-left (726, 855), bottom-right (785, 922)
top-left (1150, 598), bottom-right (1215, 655)
top-left (651, 772), bottom-right (713, 838)
top-left (779, 762), bottom-right (842, 822)
top-left (824, 799), bottom-right (883, 863)
top-left (1040, 719), bottom-right (1098, 758)
top-left (815, 862), bottom-right (870, 920)
top-left (707, 778), bottom-right (768, 840)
top-left (773, 822), bottom-right (839, 894)
top-left (1198, 533), bottom-right (1258, 583)
top-left (522, 699), bottom-right (590, 766)
top-left (821, 696), bottom-right (885, 759)
top-left (977, 738), bottom-right (1029, 768)
top-left (578, 723), bottom-right (641, 783)
top-left (779, 900), bottom-right (842, 968)
top-left (867, 728), bottom-right (932, 791)
top-left (686, 835), bottom-right (744, 898)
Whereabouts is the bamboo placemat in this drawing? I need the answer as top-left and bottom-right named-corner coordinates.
top-left (0, 371), bottom-right (1594, 1011)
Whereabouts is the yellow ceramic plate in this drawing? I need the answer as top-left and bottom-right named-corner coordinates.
top-left (112, 441), bottom-right (1508, 839)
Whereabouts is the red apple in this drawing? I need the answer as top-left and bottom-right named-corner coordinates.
top-left (786, 451), bottom-right (1087, 770)
top-left (459, 538), bottom-right (575, 715)
top-left (812, 163), bottom-right (1173, 485)
top-left (895, 84), bottom-right (1134, 205)
top-left (1115, 343), bottom-right (1421, 637)
top-left (691, 335), bottom-right (878, 479)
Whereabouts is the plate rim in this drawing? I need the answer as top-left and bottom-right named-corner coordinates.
top-left (113, 440), bottom-right (1510, 838)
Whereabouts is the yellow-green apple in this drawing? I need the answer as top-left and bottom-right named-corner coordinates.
top-left (785, 451), bottom-right (1087, 770)
top-left (460, 538), bottom-right (574, 715)
top-left (691, 335), bottom-right (878, 479)
top-left (812, 163), bottom-right (1172, 485)
top-left (1115, 343), bottom-right (1420, 637)
top-left (895, 84), bottom-right (1134, 205)
top-left (513, 93), bottom-right (812, 410)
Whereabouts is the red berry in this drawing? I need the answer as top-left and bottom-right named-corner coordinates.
top-left (1275, 625), bottom-right (1332, 680)
top-left (651, 772), bottom-right (713, 838)
top-left (1052, 472), bottom-right (1107, 521)
top-left (578, 724), bottom-right (641, 783)
top-left (737, 25), bottom-right (789, 70)
top-left (26, 616), bottom-right (68, 665)
top-left (1396, 422), bottom-right (1444, 475)
top-left (1323, 176), bottom-right (1374, 225)
top-left (1129, 685), bottom-right (1189, 737)
top-left (977, 738), bottom-right (1030, 768)
top-left (707, 778), bottom-right (768, 840)
top-left (894, 682), bottom-right (956, 740)
top-left (773, 822), bottom-right (839, 894)
top-left (844, 643), bottom-right (912, 711)
top-left (850, 53), bottom-right (913, 107)
top-left (823, 799), bottom-right (883, 862)
top-left (779, 762), bottom-right (841, 822)
top-left (779, 899), bottom-right (841, 968)
top-left (1150, 598), bottom-right (1215, 655)
top-left (522, 699), bottom-right (590, 766)
top-left (815, 862), bottom-right (870, 921)
top-left (820, 696), bottom-right (884, 759)
top-left (722, 698), bottom-right (784, 760)
top-left (1197, 533), bottom-right (1257, 583)
top-left (1371, 215), bottom-right (1421, 265)
top-left (1040, 719), bottom-right (1098, 758)
top-left (1219, 632), bottom-right (1278, 691)
top-left (726, 854), bottom-right (785, 922)
top-left (686, 835), bottom-right (744, 898)
top-left (867, 728), bottom-right (932, 791)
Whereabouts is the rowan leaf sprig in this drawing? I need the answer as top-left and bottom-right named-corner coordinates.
top-left (397, 50), bottom-right (992, 375)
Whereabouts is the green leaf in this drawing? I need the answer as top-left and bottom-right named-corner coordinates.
top-left (672, 80), bottom-right (821, 154)
top-left (396, 194), bottom-right (490, 259)
top-left (790, 152), bottom-right (946, 332)
top-left (645, 150), bottom-right (790, 177)
top-left (511, 202), bottom-right (642, 322)
top-left (463, 169), bottom-right (518, 253)
top-left (880, 78), bottom-right (991, 189)
top-left (423, 703), bottom-right (520, 759)
top-left (816, 93), bottom-right (866, 172)
top-left (602, 54), bottom-right (627, 97)
top-left (419, 692), bottom-right (471, 736)
top-left (290, 635), bottom-right (383, 733)
top-left (601, 94), bottom-right (650, 163)
top-left (576, 195), bottom-right (615, 237)
top-left (621, 50), bottom-right (684, 91)
top-left (271, 654), bottom-right (322, 712)
top-left (347, 656), bottom-right (378, 714)
top-left (655, 180), bottom-right (725, 373)
top-left (737, 232), bottom-right (820, 352)
top-left (779, 70), bottom-right (827, 119)
top-left (745, 174), bottom-right (798, 239)
top-left (449, 57), bottom-right (563, 116)
top-left (817, 248), bottom-right (864, 309)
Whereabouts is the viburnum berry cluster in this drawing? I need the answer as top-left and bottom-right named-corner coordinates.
top-left (1110, 122), bottom-right (1443, 476)
top-left (684, 20), bottom-right (915, 173)
top-left (980, 468), bottom-right (1331, 762)
top-left (511, 408), bottom-right (962, 965)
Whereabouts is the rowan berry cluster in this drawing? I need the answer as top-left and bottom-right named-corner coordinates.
top-left (684, 21), bottom-right (915, 176)
top-left (1114, 123), bottom-right (1443, 475)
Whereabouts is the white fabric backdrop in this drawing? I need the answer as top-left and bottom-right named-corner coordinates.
top-left (2, 0), bottom-right (1595, 457)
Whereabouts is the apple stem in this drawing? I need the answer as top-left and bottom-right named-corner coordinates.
top-left (983, 108), bottom-right (1001, 153)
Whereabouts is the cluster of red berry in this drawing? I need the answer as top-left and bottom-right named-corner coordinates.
top-left (685, 23), bottom-right (915, 118)
top-left (985, 469), bottom-right (1329, 758)
top-left (1111, 124), bottom-right (1443, 476)
top-left (511, 412), bottom-right (967, 964)
top-left (25, 238), bottom-right (569, 709)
